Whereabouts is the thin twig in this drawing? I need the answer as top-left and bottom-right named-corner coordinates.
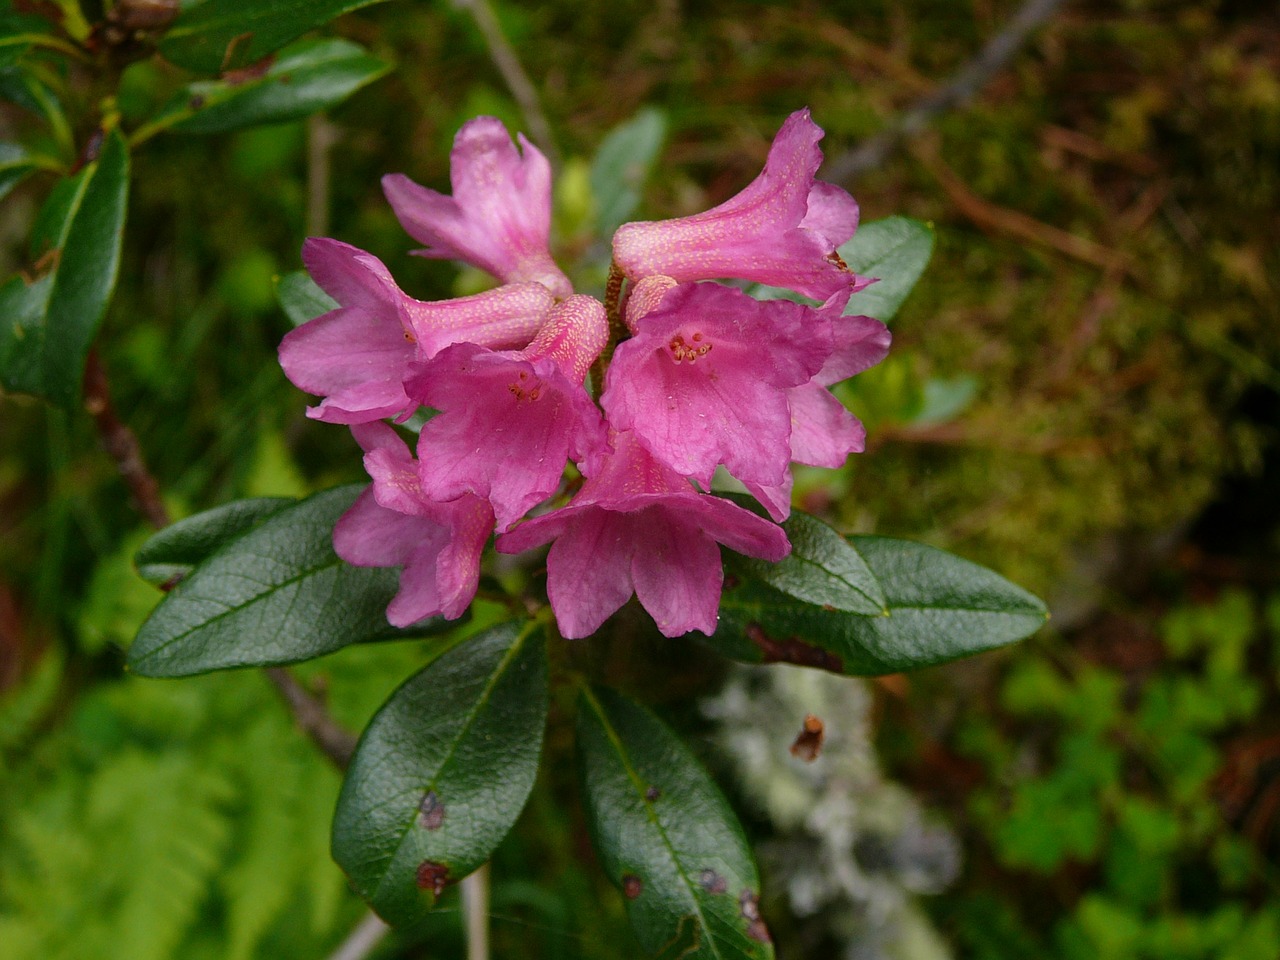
top-left (325, 910), bottom-right (391, 960)
top-left (463, 863), bottom-right (491, 960)
top-left (824, 0), bottom-right (1070, 182)
top-left (83, 349), bottom-right (171, 530)
top-left (914, 138), bottom-right (1131, 274)
top-left (263, 666), bottom-right (359, 768)
top-left (307, 115), bottom-right (337, 238)
top-left (451, 0), bottom-right (559, 168)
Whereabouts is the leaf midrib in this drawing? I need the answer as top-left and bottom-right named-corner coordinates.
top-left (583, 688), bottom-right (736, 960)
top-left (370, 621), bottom-right (537, 902)
top-left (132, 545), bottom-right (344, 665)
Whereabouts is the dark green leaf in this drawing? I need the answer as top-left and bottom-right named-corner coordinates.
top-left (160, 0), bottom-right (390, 74)
top-left (134, 497), bottom-right (295, 585)
top-left (276, 269), bottom-right (337, 327)
top-left (591, 107), bottom-right (666, 236)
top-left (332, 621), bottom-right (547, 926)
top-left (142, 38), bottom-right (389, 137)
top-left (0, 129), bottom-right (128, 408)
top-left (128, 485), bottom-right (418, 676)
top-left (841, 216), bottom-right (934, 322)
top-left (577, 686), bottom-right (774, 960)
top-left (732, 507), bottom-right (886, 615)
top-left (712, 536), bottom-right (1048, 675)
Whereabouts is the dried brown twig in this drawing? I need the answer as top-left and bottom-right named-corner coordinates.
top-left (824, 0), bottom-right (1071, 183)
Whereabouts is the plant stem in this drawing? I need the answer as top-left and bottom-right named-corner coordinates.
top-left (463, 863), bottom-right (491, 960)
top-left (83, 349), bottom-right (171, 530)
top-left (823, 0), bottom-right (1069, 182)
top-left (263, 667), bottom-right (358, 769)
top-left (451, 0), bottom-right (559, 169)
top-left (325, 910), bottom-right (390, 960)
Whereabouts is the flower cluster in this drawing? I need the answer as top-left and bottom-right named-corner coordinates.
top-left (280, 110), bottom-right (890, 638)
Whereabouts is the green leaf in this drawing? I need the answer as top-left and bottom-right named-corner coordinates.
top-left (840, 216), bottom-right (934, 322)
top-left (276, 269), bottom-right (337, 327)
top-left (140, 38), bottom-right (389, 138)
top-left (591, 107), bottom-right (666, 236)
top-left (134, 497), bottom-right (295, 586)
top-left (732, 507), bottom-right (886, 615)
top-left (0, 129), bottom-right (128, 408)
top-left (160, 0), bottom-right (390, 74)
top-left (577, 685), bottom-right (774, 960)
top-left (0, 142), bottom-right (36, 200)
top-left (332, 621), bottom-right (548, 926)
top-left (128, 486), bottom-right (418, 677)
top-left (711, 536), bottom-right (1047, 675)
top-left (0, 11), bottom-right (56, 62)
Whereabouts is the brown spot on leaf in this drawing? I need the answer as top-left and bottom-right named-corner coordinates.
top-left (418, 790), bottom-right (445, 830)
top-left (745, 622), bottom-right (843, 672)
top-left (789, 713), bottom-right (825, 762)
top-left (188, 94), bottom-right (206, 111)
top-left (739, 889), bottom-right (771, 943)
top-left (723, 574), bottom-right (740, 591)
top-left (697, 869), bottom-right (727, 894)
top-left (415, 860), bottom-right (450, 896)
top-left (222, 53), bottom-right (276, 85)
top-left (622, 874), bottom-right (643, 899)
top-left (645, 785), bottom-right (661, 802)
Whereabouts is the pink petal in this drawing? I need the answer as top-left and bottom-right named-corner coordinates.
top-left (601, 284), bottom-right (832, 486)
top-left (383, 117), bottom-right (572, 297)
top-left (409, 346), bottom-right (605, 530)
top-left (402, 282), bottom-right (554, 360)
top-left (740, 476), bottom-right (794, 523)
top-left (786, 381), bottom-right (866, 466)
top-left (799, 181), bottom-right (860, 250)
top-left (630, 511), bottom-right (724, 636)
top-left (544, 511), bottom-right (637, 639)
top-left (611, 109), bottom-right (863, 301)
top-left (302, 238), bottom-right (401, 309)
top-left (278, 305), bottom-right (415, 424)
top-left (817, 314), bottom-right (891, 386)
top-left (333, 487), bottom-right (437, 569)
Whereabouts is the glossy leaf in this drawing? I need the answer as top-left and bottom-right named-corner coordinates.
top-left (276, 269), bottom-right (337, 327)
top-left (128, 486), bottom-right (415, 676)
top-left (160, 0), bottom-right (390, 74)
top-left (578, 686), bottom-right (774, 960)
top-left (141, 39), bottom-right (389, 138)
top-left (840, 216), bottom-right (934, 322)
top-left (332, 621), bottom-right (548, 926)
top-left (134, 497), bottom-right (295, 586)
top-left (591, 107), bottom-right (666, 236)
top-left (712, 536), bottom-right (1048, 675)
top-left (0, 129), bottom-right (128, 408)
top-left (732, 507), bottom-right (886, 615)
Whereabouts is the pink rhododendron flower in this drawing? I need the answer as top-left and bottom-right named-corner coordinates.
top-left (384, 117), bottom-right (573, 298)
top-left (611, 109), bottom-right (867, 301)
top-left (405, 295), bottom-right (609, 530)
top-left (280, 238), bottom-right (556, 424)
top-left (601, 281), bottom-right (838, 487)
top-left (497, 431), bottom-right (790, 638)
top-left (334, 422), bottom-right (494, 625)
top-left (744, 313), bottom-right (891, 519)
